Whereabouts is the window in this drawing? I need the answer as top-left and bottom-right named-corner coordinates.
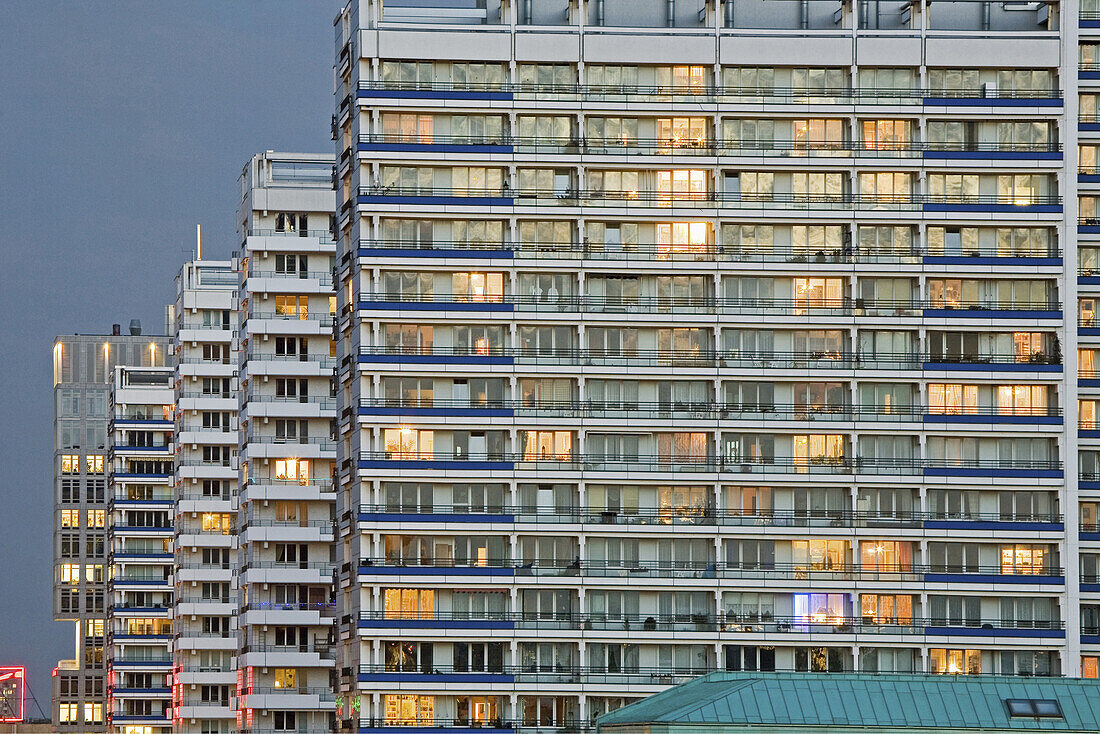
top-left (274, 295), bottom-right (308, 318)
top-left (383, 692), bottom-right (435, 726)
top-left (860, 594), bottom-right (913, 624)
top-left (61, 455), bottom-right (79, 474)
top-left (1000, 544), bottom-right (1049, 575)
top-left (794, 593), bottom-right (847, 626)
top-left (200, 513), bottom-right (233, 534)
top-left (657, 117), bottom-right (708, 149)
top-left (452, 272), bottom-right (504, 303)
top-left (384, 428), bottom-right (434, 459)
top-left (792, 119), bottom-right (844, 151)
top-left (521, 431), bottom-right (573, 461)
top-left (383, 588), bottom-right (434, 619)
top-left (273, 458), bottom-right (309, 483)
top-left (657, 169), bottom-right (708, 201)
top-left (60, 509), bottom-right (80, 528)
top-left (862, 120), bottom-right (910, 150)
top-left (860, 541), bottom-right (912, 572)
top-left (792, 540), bottom-right (847, 572)
top-left (1005, 700), bottom-right (1063, 719)
top-left (930, 648), bottom-right (981, 675)
top-left (793, 434), bottom-right (845, 467)
top-left (88, 510), bottom-right (104, 528)
top-left (793, 277), bottom-right (843, 312)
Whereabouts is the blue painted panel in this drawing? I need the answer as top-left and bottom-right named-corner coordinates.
top-left (925, 256), bottom-right (1060, 267)
top-left (922, 203), bottom-right (1061, 214)
top-left (358, 565), bottom-right (515, 577)
top-left (359, 460), bottom-right (514, 471)
top-left (922, 414), bottom-right (1061, 426)
top-left (923, 521), bottom-right (1063, 532)
top-left (358, 300), bottom-right (514, 313)
top-left (922, 468), bottom-right (1062, 479)
top-left (1080, 225), bottom-right (1100, 234)
top-left (922, 309), bottom-right (1060, 319)
top-left (357, 618), bottom-right (514, 630)
top-left (358, 247), bottom-right (513, 260)
top-left (923, 151), bottom-right (1060, 161)
top-left (359, 512), bottom-right (515, 524)
top-left (922, 363), bottom-right (1061, 373)
top-left (1081, 532), bottom-right (1100, 542)
top-left (358, 672), bottom-right (513, 684)
top-left (924, 97), bottom-right (1062, 107)
top-left (359, 142), bottom-right (513, 154)
top-left (358, 88), bottom-right (514, 101)
top-left (923, 573), bottom-right (1064, 585)
top-left (360, 406), bottom-right (514, 418)
top-left (358, 353), bottom-right (514, 366)
top-left (358, 195), bottom-right (514, 206)
top-left (923, 627), bottom-right (1064, 638)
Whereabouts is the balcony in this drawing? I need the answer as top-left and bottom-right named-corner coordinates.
top-left (359, 451), bottom-right (1063, 478)
top-left (359, 397), bottom-right (1062, 425)
top-left (358, 79), bottom-right (1063, 105)
top-left (357, 185), bottom-right (1062, 213)
top-left (357, 239), bottom-right (1062, 265)
top-left (359, 132), bottom-right (1062, 160)
top-left (356, 611), bottom-right (1064, 636)
top-left (357, 504), bottom-right (1062, 530)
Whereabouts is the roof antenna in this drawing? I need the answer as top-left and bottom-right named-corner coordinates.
top-left (196, 224), bottom-right (202, 261)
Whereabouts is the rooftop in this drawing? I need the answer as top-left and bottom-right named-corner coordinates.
top-left (595, 672), bottom-right (1100, 734)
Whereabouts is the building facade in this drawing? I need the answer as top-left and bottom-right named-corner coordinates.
top-left (333, 0), bottom-right (1086, 729)
top-left (172, 260), bottom-right (241, 734)
top-left (236, 151), bottom-right (338, 733)
top-left (106, 365), bottom-right (176, 733)
top-left (53, 330), bottom-right (172, 731)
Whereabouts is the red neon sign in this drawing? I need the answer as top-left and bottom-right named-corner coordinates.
top-left (0, 667), bottom-right (25, 722)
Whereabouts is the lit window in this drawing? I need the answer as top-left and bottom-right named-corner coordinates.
top-left (384, 428), bottom-right (434, 460)
top-left (657, 117), bottom-right (708, 149)
top-left (88, 510), bottom-right (105, 528)
top-left (384, 694), bottom-right (435, 726)
top-left (792, 434), bottom-right (845, 467)
top-left (930, 648), bottom-right (981, 675)
top-left (520, 430), bottom-right (572, 461)
top-left (860, 594), bottom-right (913, 625)
top-left (1084, 656), bottom-right (1098, 678)
top-left (452, 272), bottom-right (504, 303)
top-left (60, 564), bottom-right (80, 584)
top-left (383, 588), bottom-right (435, 620)
top-left (58, 703), bottom-right (78, 722)
top-left (927, 384), bottom-right (979, 415)
top-left (793, 277), bottom-right (844, 313)
top-left (84, 702), bottom-right (103, 723)
top-left (201, 513), bottom-right (233, 534)
top-left (274, 459), bottom-right (310, 483)
top-left (87, 455), bottom-right (104, 474)
top-left (1000, 544), bottom-right (1047, 575)
top-left (275, 295), bottom-right (309, 319)
top-left (794, 593), bottom-right (847, 626)
top-left (61, 455), bottom-right (79, 474)
top-left (859, 541), bottom-right (912, 572)
top-left (656, 222), bottom-right (711, 260)
top-left (60, 509), bottom-right (80, 528)
top-left (657, 169), bottom-right (708, 201)
top-left (273, 668), bottom-right (297, 689)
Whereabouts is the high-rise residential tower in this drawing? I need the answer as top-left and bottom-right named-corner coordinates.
top-left (172, 259), bottom-right (241, 734)
top-left (235, 151), bottom-right (338, 733)
top-left (53, 328), bottom-right (172, 731)
top-left (333, 0), bottom-right (1084, 729)
top-left (105, 365), bottom-right (176, 733)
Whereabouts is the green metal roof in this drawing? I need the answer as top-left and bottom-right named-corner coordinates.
top-left (595, 672), bottom-right (1100, 732)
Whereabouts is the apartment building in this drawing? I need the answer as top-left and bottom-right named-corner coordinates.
top-left (333, 0), bottom-right (1082, 729)
top-left (236, 151), bottom-right (338, 733)
top-left (1078, 0), bottom-right (1100, 680)
top-left (105, 366), bottom-right (175, 733)
top-left (53, 329), bottom-right (172, 731)
top-left (172, 260), bottom-right (240, 734)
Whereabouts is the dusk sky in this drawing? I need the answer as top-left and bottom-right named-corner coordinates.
top-left (0, 1), bottom-right (340, 704)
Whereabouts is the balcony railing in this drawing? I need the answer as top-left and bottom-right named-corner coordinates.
top-left (359, 345), bottom-right (1058, 369)
top-left (358, 238), bottom-right (1061, 263)
top-left (246, 228), bottom-right (333, 243)
top-left (360, 398), bottom-right (1062, 421)
top-left (359, 451), bottom-right (1062, 476)
top-left (359, 185), bottom-right (1062, 211)
top-left (358, 557), bottom-right (1061, 580)
top-left (360, 293), bottom-right (1059, 316)
top-left (360, 132), bottom-right (1061, 157)
top-left (358, 504), bottom-right (1062, 527)
top-left (245, 310), bottom-right (334, 327)
top-left (359, 79), bottom-right (1062, 103)
top-left (356, 610), bottom-right (1064, 632)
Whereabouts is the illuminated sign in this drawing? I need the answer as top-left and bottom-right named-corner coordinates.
top-left (0, 667), bottom-right (25, 722)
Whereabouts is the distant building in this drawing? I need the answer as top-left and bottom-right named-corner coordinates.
top-left (52, 328), bottom-right (172, 731)
top-left (595, 671), bottom-right (1100, 734)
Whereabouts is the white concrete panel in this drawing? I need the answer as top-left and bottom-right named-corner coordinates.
top-left (924, 35), bottom-right (1060, 67)
top-left (856, 35), bottom-right (922, 66)
top-left (719, 34), bottom-right (853, 66)
top-left (376, 29), bottom-right (512, 61)
top-left (583, 31), bottom-right (716, 64)
top-left (515, 30), bottom-right (582, 62)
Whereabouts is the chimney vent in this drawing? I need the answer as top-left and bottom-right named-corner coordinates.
top-left (129, 319), bottom-right (142, 336)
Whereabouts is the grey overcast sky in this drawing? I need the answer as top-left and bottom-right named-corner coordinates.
top-left (0, 0), bottom-right (341, 705)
